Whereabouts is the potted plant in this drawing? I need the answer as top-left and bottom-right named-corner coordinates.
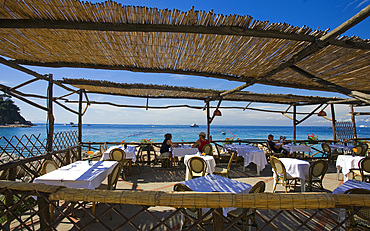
top-left (307, 134), bottom-right (318, 144)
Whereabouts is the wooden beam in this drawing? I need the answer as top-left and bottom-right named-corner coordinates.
top-left (350, 105), bottom-right (358, 138)
top-left (10, 78), bottom-right (40, 90)
top-left (0, 57), bottom-right (76, 92)
top-left (54, 100), bottom-right (79, 115)
top-left (78, 90), bottom-right (83, 160)
top-left (290, 65), bottom-right (370, 104)
top-left (296, 104), bottom-right (324, 125)
top-left (0, 84), bottom-right (48, 111)
top-left (220, 83), bottom-right (252, 97)
top-left (23, 60), bottom-right (368, 94)
top-left (257, 4), bottom-right (370, 80)
top-left (1, 19), bottom-right (369, 49)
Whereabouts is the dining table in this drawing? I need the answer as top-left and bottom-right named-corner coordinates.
top-left (184, 154), bottom-right (216, 180)
top-left (282, 143), bottom-right (311, 156)
top-left (329, 144), bottom-right (354, 154)
top-left (336, 155), bottom-right (364, 181)
top-left (34, 160), bottom-right (118, 189)
top-left (172, 145), bottom-right (199, 158)
top-left (275, 158), bottom-right (310, 192)
top-left (101, 145), bottom-right (137, 162)
top-left (223, 144), bottom-right (267, 175)
top-left (179, 174), bottom-right (252, 216)
top-left (332, 179), bottom-right (370, 194)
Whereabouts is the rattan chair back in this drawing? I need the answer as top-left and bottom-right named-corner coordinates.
top-left (321, 143), bottom-right (331, 154)
top-left (99, 144), bottom-right (106, 155)
top-left (173, 183), bottom-right (192, 192)
top-left (41, 160), bottom-right (58, 175)
top-left (107, 163), bottom-right (122, 190)
top-left (227, 152), bottom-right (236, 172)
top-left (202, 144), bottom-right (213, 155)
top-left (311, 160), bottom-right (328, 178)
top-left (344, 188), bottom-right (370, 229)
top-left (270, 156), bottom-right (287, 179)
top-left (109, 148), bottom-right (126, 162)
top-left (354, 145), bottom-right (364, 156)
top-left (250, 181), bottom-right (265, 194)
top-left (187, 156), bottom-right (207, 178)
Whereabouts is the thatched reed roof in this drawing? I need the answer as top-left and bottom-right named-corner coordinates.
top-left (0, 0), bottom-right (369, 96)
top-left (60, 78), bottom-right (347, 105)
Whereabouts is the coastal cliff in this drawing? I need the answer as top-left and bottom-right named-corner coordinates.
top-left (0, 94), bottom-right (33, 127)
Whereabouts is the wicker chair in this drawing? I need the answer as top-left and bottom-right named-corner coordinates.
top-left (213, 152), bottom-right (235, 178)
top-left (109, 148), bottom-right (129, 180)
top-left (202, 144), bottom-right (213, 155)
top-left (322, 143), bottom-right (339, 163)
top-left (40, 160), bottom-right (59, 220)
top-left (227, 181), bottom-right (265, 230)
top-left (270, 156), bottom-right (300, 193)
top-left (41, 160), bottom-right (58, 175)
top-left (173, 183), bottom-right (212, 228)
top-left (353, 145), bottom-right (365, 156)
top-left (266, 142), bottom-right (284, 158)
top-left (349, 157), bottom-right (370, 182)
top-left (187, 156), bottom-right (208, 179)
top-left (305, 160), bottom-right (328, 191)
top-left (344, 188), bottom-right (370, 230)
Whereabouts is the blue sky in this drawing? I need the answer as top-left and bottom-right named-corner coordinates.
top-left (1, 0), bottom-right (369, 126)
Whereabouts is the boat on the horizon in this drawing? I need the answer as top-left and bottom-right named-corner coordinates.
top-left (190, 123), bottom-right (199, 127)
top-left (69, 122), bottom-right (77, 127)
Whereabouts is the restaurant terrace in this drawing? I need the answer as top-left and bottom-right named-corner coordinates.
top-left (0, 0), bottom-right (370, 230)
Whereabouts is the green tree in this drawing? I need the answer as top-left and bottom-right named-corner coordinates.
top-left (0, 94), bottom-right (26, 125)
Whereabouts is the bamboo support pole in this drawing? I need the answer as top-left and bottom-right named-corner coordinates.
top-left (331, 104), bottom-right (337, 141)
top-left (47, 74), bottom-right (54, 154)
top-left (293, 105), bottom-right (297, 141)
top-left (78, 90), bottom-right (83, 160)
top-left (350, 105), bottom-right (357, 139)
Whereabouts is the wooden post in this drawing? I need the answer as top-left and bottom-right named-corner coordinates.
top-left (293, 105), bottom-right (297, 141)
top-left (37, 196), bottom-right (51, 230)
top-left (331, 104), bottom-right (337, 141)
top-left (206, 100), bottom-right (210, 140)
top-left (350, 105), bottom-right (357, 139)
top-left (78, 90), bottom-right (83, 160)
top-left (47, 74), bottom-right (54, 153)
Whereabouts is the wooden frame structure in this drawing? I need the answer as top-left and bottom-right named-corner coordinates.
top-left (0, 0), bottom-right (369, 142)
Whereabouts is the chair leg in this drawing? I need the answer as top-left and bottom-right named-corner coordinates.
top-left (273, 180), bottom-right (278, 193)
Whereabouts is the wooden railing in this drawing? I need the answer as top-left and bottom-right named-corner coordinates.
top-left (0, 180), bottom-right (369, 230)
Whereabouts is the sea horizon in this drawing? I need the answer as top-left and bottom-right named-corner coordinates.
top-left (2, 123), bottom-right (369, 144)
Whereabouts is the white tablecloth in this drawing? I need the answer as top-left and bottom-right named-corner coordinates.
top-left (184, 154), bottom-right (216, 180)
top-left (181, 175), bottom-right (252, 216)
top-left (172, 145), bottom-right (199, 158)
top-left (329, 144), bottom-right (354, 152)
top-left (101, 145), bottom-right (137, 162)
top-left (34, 161), bottom-right (118, 189)
top-left (282, 144), bottom-right (311, 154)
top-left (223, 144), bottom-right (267, 174)
top-left (275, 158), bottom-right (310, 192)
top-left (332, 180), bottom-right (370, 194)
top-left (336, 155), bottom-right (364, 181)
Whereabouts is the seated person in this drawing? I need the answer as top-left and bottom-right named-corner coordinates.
top-left (192, 132), bottom-right (212, 152)
top-left (267, 134), bottom-right (285, 154)
top-left (160, 133), bottom-right (176, 165)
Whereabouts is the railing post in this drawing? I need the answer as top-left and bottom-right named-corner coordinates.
top-left (78, 90), bottom-right (83, 160)
top-left (37, 195), bottom-right (51, 230)
top-left (47, 74), bottom-right (54, 154)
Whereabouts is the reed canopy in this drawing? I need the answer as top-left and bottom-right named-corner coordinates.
top-left (0, 0), bottom-right (369, 102)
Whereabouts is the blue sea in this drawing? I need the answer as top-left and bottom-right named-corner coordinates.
top-left (1, 124), bottom-right (370, 144)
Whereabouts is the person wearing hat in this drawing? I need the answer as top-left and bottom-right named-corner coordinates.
top-left (160, 133), bottom-right (176, 166)
top-left (192, 132), bottom-right (212, 152)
